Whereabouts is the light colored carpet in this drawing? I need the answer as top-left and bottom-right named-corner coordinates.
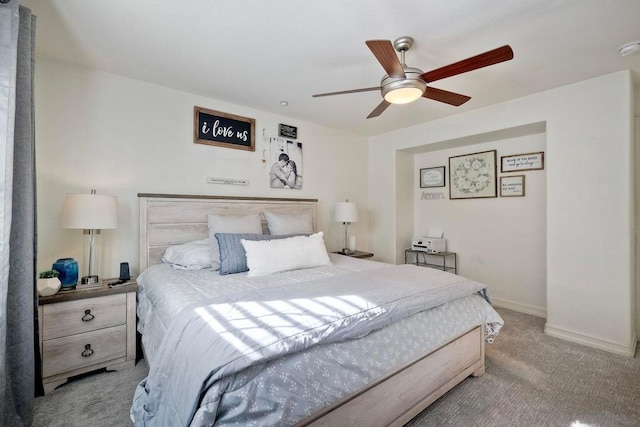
top-left (33, 360), bottom-right (148, 426)
top-left (33, 309), bottom-right (639, 426)
top-left (407, 309), bottom-right (640, 426)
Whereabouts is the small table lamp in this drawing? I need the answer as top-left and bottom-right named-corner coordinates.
top-left (335, 200), bottom-right (358, 255)
top-left (60, 189), bottom-right (118, 285)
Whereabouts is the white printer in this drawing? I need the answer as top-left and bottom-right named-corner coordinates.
top-left (411, 229), bottom-right (446, 253)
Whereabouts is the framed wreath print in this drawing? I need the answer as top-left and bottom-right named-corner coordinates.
top-left (449, 150), bottom-right (497, 199)
top-left (420, 166), bottom-right (446, 188)
top-left (500, 175), bottom-right (525, 197)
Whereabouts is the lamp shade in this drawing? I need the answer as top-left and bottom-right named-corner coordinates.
top-left (60, 193), bottom-right (118, 229)
top-left (335, 202), bottom-right (358, 223)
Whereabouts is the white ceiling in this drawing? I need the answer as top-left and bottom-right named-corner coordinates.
top-left (20, 0), bottom-right (640, 137)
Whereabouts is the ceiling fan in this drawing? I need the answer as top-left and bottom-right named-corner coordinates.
top-left (312, 36), bottom-right (514, 119)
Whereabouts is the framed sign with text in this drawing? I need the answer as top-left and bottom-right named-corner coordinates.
top-left (500, 151), bottom-right (544, 172)
top-left (420, 166), bottom-right (446, 188)
top-left (500, 175), bottom-right (525, 197)
top-left (194, 106), bottom-right (255, 151)
top-left (278, 123), bottom-right (298, 139)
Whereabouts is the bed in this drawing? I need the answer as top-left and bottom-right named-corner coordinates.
top-left (131, 193), bottom-right (503, 426)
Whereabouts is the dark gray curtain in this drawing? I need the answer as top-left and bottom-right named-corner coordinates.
top-left (1, 1), bottom-right (39, 426)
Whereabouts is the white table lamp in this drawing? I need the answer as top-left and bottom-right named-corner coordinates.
top-left (60, 189), bottom-right (118, 285)
top-left (335, 200), bottom-right (358, 255)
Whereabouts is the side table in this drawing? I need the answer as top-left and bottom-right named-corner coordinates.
top-left (332, 250), bottom-right (374, 259)
top-left (38, 279), bottom-right (137, 393)
top-left (405, 249), bottom-right (457, 274)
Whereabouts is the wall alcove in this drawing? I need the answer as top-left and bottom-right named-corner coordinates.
top-left (396, 122), bottom-right (548, 317)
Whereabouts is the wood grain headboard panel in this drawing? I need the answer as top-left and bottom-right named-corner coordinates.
top-left (138, 193), bottom-right (318, 270)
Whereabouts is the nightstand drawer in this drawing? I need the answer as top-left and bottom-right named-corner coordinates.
top-left (42, 324), bottom-right (127, 377)
top-left (42, 293), bottom-right (126, 340)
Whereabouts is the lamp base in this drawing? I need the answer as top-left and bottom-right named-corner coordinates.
top-left (341, 248), bottom-right (354, 255)
top-left (81, 275), bottom-right (99, 285)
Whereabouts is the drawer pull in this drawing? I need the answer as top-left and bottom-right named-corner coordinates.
top-left (81, 309), bottom-right (95, 322)
top-left (81, 344), bottom-right (94, 357)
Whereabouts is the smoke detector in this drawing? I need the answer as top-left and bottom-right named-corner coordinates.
top-left (618, 40), bottom-right (640, 56)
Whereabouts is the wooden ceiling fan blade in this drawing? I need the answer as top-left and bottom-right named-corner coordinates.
top-left (367, 100), bottom-right (391, 119)
top-left (421, 45), bottom-right (514, 83)
top-left (423, 87), bottom-right (471, 106)
top-left (365, 40), bottom-right (406, 79)
top-left (313, 87), bottom-right (380, 97)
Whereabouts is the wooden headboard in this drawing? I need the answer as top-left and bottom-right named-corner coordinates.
top-left (138, 193), bottom-right (318, 270)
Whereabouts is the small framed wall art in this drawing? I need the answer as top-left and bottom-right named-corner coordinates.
top-left (501, 151), bottom-right (544, 172)
top-left (500, 175), bottom-right (525, 197)
top-left (420, 166), bottom-right (446, 188)
top-left (449, 150), bottom-right (497, 199)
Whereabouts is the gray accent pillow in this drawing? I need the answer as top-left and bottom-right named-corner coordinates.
top-left (207, 213), bottom-right (262, 270)
top-left (216, 233), bottom-right (305, 275)
top-left (263, 211), bottom-right (313, 235)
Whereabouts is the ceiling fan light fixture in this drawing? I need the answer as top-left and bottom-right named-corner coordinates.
top-left (384, 86), bottom-right (424, 104)
top-left (313, 37), bottom-right (514, 118)
top-left (381, 73), bottom-right (426, 104)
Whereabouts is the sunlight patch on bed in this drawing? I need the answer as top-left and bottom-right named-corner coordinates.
top-left (195, 306), bottom-right (262, 361)
top-left (195, 295), bottom-right (381, 357)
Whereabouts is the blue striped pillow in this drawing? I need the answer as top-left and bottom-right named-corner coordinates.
top-left (215, 233), bottom-right (304, 275)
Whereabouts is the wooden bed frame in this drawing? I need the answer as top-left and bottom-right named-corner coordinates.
top-left (138, 193), bottom-right (485, 426)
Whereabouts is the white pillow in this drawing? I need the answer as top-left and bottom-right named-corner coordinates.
top-left (264, 211), bottom-right (313, 235)
top-left (207, 213), bottom-right (262, 270)
top-left (162, 239), bottom-right (212, 270)
top-left (242, 232), bottom-right (332, 277)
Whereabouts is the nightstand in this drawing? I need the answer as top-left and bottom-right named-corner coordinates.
top-left (332, 250), bottom-right (374, 259)
top-left (37, 279), bottom-right (137, 394)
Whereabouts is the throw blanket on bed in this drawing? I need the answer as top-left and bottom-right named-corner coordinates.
top-left (131, 264), bottom-right (488, 426)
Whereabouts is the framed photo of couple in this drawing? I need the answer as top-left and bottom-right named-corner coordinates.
top-left (269, 137), bottom-right (303, 189)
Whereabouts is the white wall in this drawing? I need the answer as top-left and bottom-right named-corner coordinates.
top-left (369, 70), bottom-right (636, 356)
top-left (35, 58), bottom-right (369, 278)
top-left (413, 133), bottom-right (547, 316)
top-left (635, 87), bottom-right (639, 335)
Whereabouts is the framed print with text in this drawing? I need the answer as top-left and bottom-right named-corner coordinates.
top-left (501, 151), bottom-right (544, 172)
top-left (194, 106), bottom-right (255, 151)
top-left (420, 166), bottom-right (446, 188)
top-left (500, 175), bottom-right (525, 197)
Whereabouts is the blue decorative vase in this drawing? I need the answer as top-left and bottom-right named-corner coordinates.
top-left (52, 258), bottom-right (79, 289)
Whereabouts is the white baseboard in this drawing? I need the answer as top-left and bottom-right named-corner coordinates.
top-left (482, 298), bottom-right (638, 357)
top-left (544, 324), bottom-right (637, 358)
top-left (491, 297), bottom-right (546, 318)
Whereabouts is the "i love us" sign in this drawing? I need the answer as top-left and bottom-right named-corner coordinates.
top-left (194, 106), bottom-right (255, 151)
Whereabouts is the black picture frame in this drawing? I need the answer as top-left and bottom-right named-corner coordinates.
top-left (420, 166), bottom-right (446, 188)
